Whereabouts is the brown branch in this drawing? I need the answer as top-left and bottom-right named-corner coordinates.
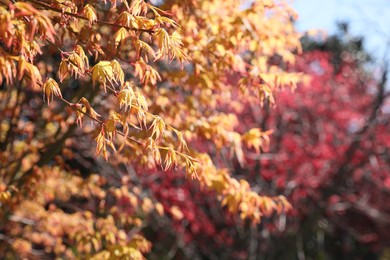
top-left (0, 1), bottom-right (8, 8)
top-left (24, 0), bottom-right (155, 33)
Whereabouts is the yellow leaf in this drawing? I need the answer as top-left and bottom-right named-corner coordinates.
top-left (115, 11), bottom-right (135, 28)
top-left (154, 28), bottom-right (170, 61)
top-left (110, 60), bottom-right (124, 86)
top-left (75, 104), bottom-right (87, 127)
top-left (135, 92), bottom-right (148, 112)
top-left (142, 198), bottom-right (153, 214)
top-left (68, 53), bottom-right (84, 75)
top-left (117, 83), bottom-right (135, 111)
top-left (170, 206), bottom-right (183, 220)
top-left (185, 157), bottom-right (198, 179)
top-left (104, 117), bottom-right (117, 135)
top-left (137, 40), bottom-right (156, 59)
top-left (58, 61), bottom-right (69, 82)
top-left (114, 27), bottom-right (129, 47)
top-left (146, 138), bottom-right (161, 166)
top-left (95, 129), bottom-right (110, 160)
top-left (155, 202), bottom-right (164, 216)
top-left (18, 58), bottom-right (42, 89)
top-left (74, 45), bottom-right (89, 69)
top-left (134, 59), bottom-right (162, 86)
top-left (155, 16), bottom-right (178, 27)
top-left (91, 61), bottom-right (113, 91)
top-left (170, 31), bottom-right (183, 47)
top-left (129, 0), bottom-right (148, 16)
top-left (163, 148), bottom-right (177, 171)
top-left (242, 128), bottom-right (272, 153)
top-left (78, 97), bottom-right (101, 121)
top-left (83, 4), bottom-right (97, 25)
top-left (42, 78), bottom-right (61, 104)
top-left (176, 131), bottom-right (189, 152)
top-left (149, 116), bottom-right (165, 141)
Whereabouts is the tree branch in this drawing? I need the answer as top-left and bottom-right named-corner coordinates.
top-left (24, 0), bottom-right (155, 33)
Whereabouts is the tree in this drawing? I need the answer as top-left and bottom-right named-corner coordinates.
top-left (0, 0), bottom-right (303, 258)
top-left (234, 30), bottom-right (390, 259)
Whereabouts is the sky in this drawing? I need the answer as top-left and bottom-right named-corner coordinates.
top-left (292, 0), bottom-right (390, 64)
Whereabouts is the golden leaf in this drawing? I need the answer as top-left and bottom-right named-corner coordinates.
top-left (110, 60), bottom-right (124, 86)
top-left (117, 83), bottom-right (135, 111)
top-left (146, 138), bottom-right (161, 166)
top-left (149, 116), bottom-right (165, 141)
top-left (104, 117), bottom-right (116, 134)
top-left (113, 27), bottom-right (129, 47)
top-left (154, 28), bottom-right (170, 61)
top-left (18, 58), bottom-right (42, 89)
top-left (91, 61), bottom-right (114, 91)
top-left (155, 202), bottom-right (164, 216)
top-left (42, 78), bottom-right (62, 104)
top-left (163, 148), bottom-right (177, 171)
top-left (258, 84), bottom-right (275, 106)
top-left (176, 131), bottom-right (189, 152)
top-left (129, 0), bottom-right (148, 16)
top-left (136, 92), bottom-right (148, 112)
top-left (58, 61), bottom-right (69, 82)
top-left (14, 2), bottom-right (55, 41)
top-left (137, 40), bottom-right (156, 59)
top-left (68, 53), bottom-right (84, 75)
top-left (115, 11), bottom-right (135, 28)
top-left (155, 16), bottom-right (178, 27)
top-left (0, 55), bottom-right (16, 85)
top-left (83, 4), bottom-right (97, 25)
top-left (170, 31), bottom-right (183, 46)
top-left (133, 59), bottom-right (162, 86)
top-left (242, 128), bottom-right (272, 154)
top-left (75, 104), bottom-right (87, 127)
top-left (78, 97), bottom-right (101, 121)
top-left (74, 45), bottom-right (89, 69)
top-left (170, 206), bottom-right (183, 221)
top-left (141, 198), bottom-right (153, 214)
top-left (184, 156), bottom-right (198, 179)
top-left (95, 128), bottom-right (115, 161)
top-left (140, 18), bottom-right (157, 30)
top-left (260, 197), bottom-right (277, 217)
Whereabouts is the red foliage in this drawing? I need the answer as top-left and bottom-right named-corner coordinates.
top-left (252, 48), bottom-right (390, 255)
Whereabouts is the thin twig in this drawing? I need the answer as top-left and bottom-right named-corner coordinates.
top-left (25, 0), bottom-right (155, 33)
